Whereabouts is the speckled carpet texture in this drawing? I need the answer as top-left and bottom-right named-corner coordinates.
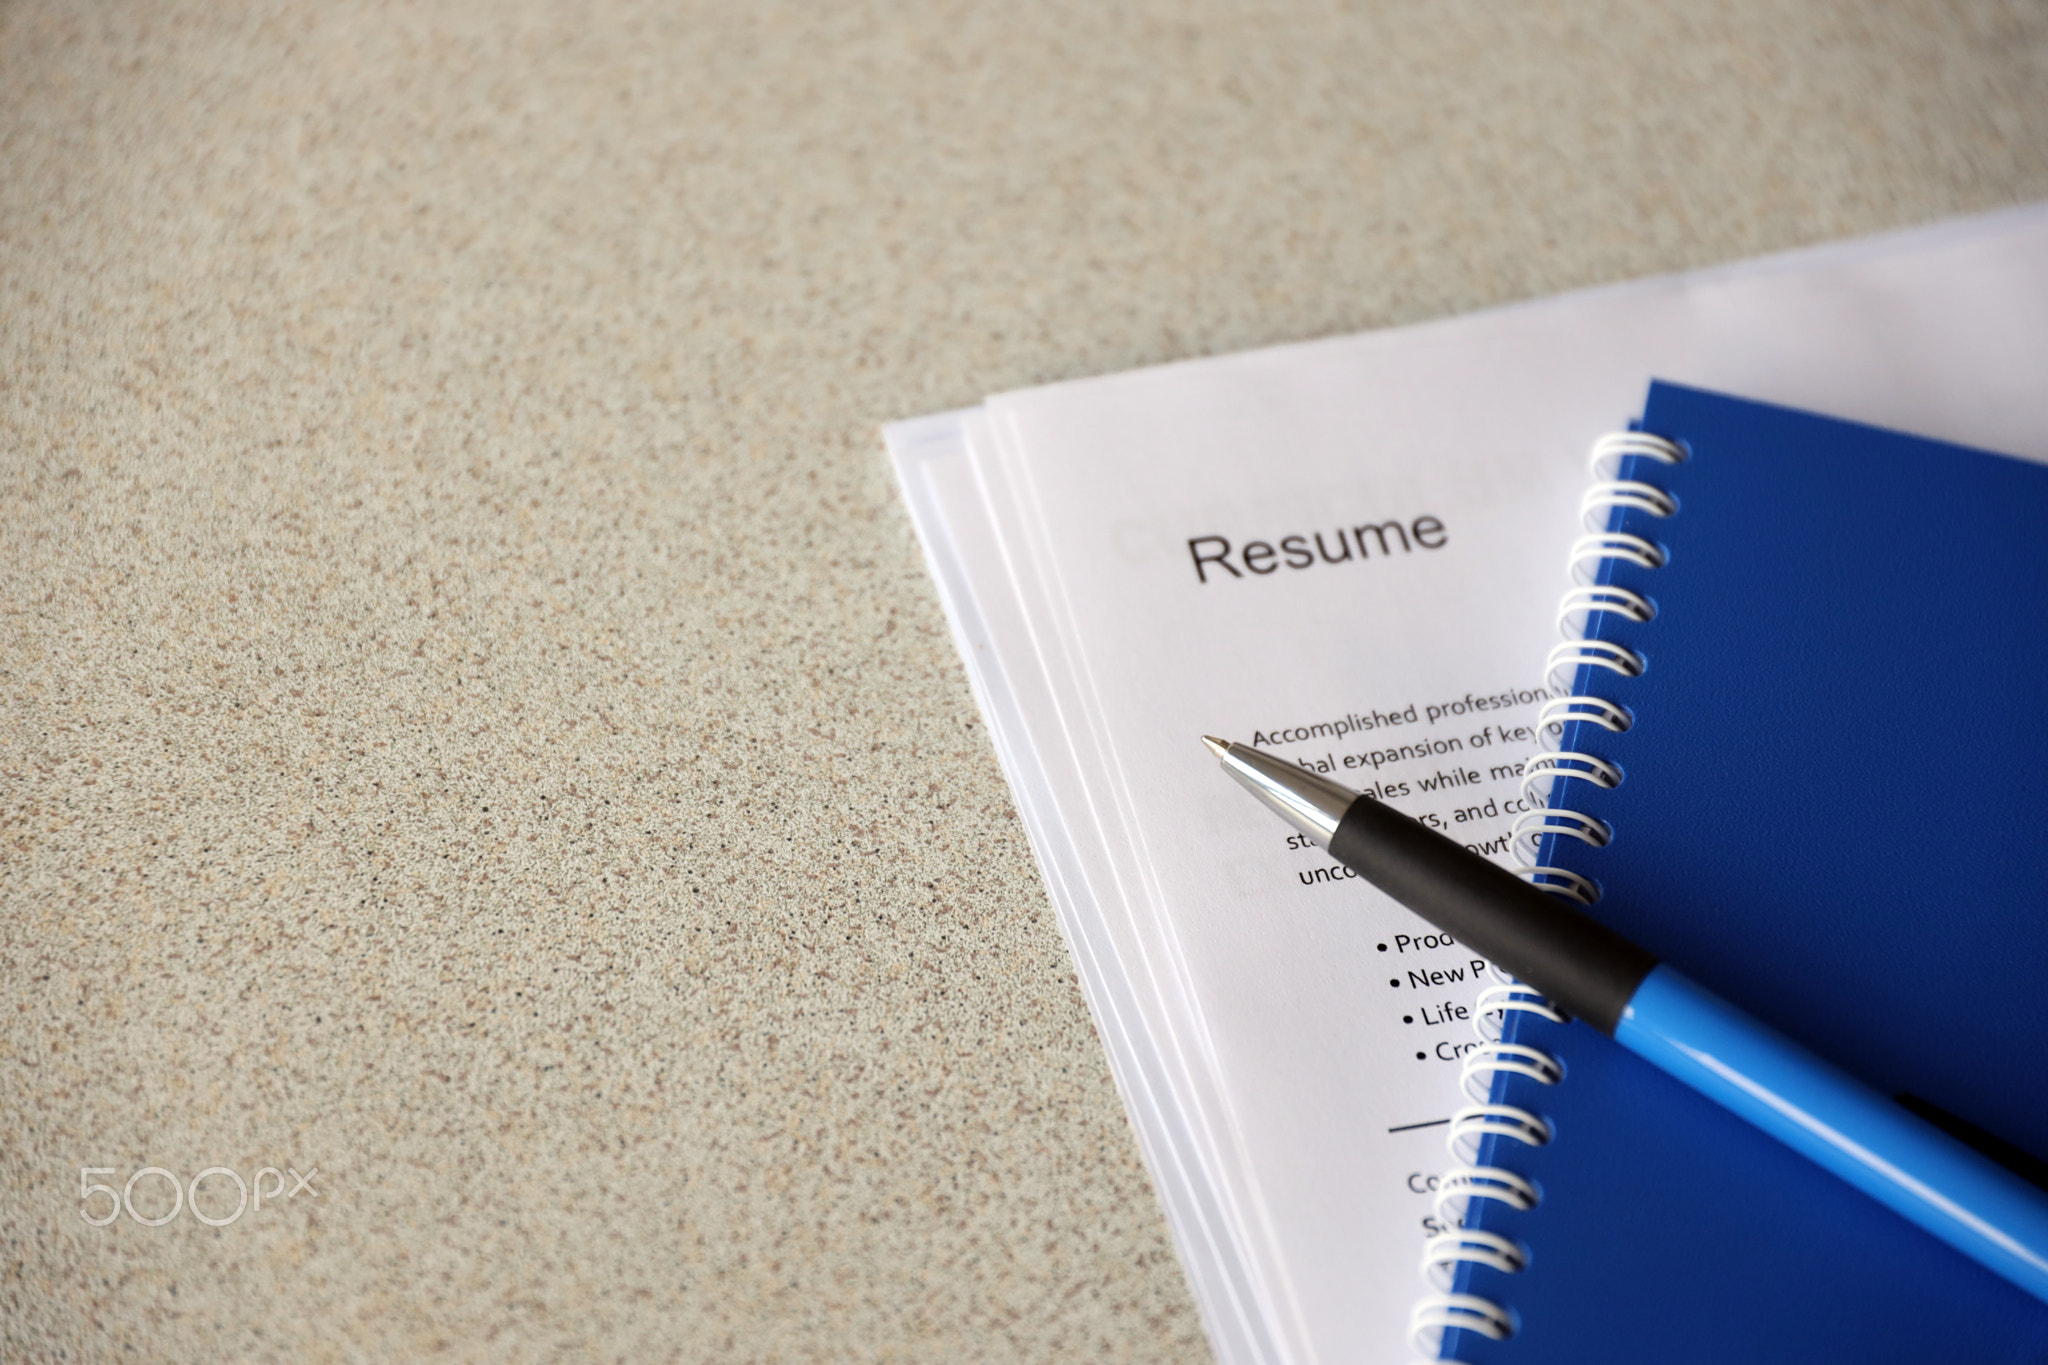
top-left (4, 1), bottom-right (2045, 1360)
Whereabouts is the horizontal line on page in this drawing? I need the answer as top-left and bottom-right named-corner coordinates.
top-left (1386, 1117), bottom-right (1451, 1134)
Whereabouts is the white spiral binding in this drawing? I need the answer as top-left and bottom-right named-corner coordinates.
top-left (1409, 984), bottom-right (1561, 1347)
top-left (1422, 1228), bottom-right (1528, 1287)
top-left (1509, 808), bottom-right (1612, 862)
top-left (1409, 1295), bottom-right (1515, 1355)
top-left (1471, 981), bottom-right (1566, 1041)
top-left (1544, 639), bottom-right (1644, 693)
top-left (1460, 1042), bottom-right (1564, 1100)
top-left (1409, 1006), bottom-right (1559, 1357)
top-left (1510, 865), bottom-right (1598, 905)
top-left (1408, 431), bottom-right (1676, 1361)
top-left (1522, 427), bottom-right (1675, 888)
top-left (1587, 430), bottom-right (1686, 477)
top-left (1446, 1105), bottom-right (1553, 1163)
top-left (1433, 1166), bottom-right (1539, 1223)
top-left (1568, 531), bottom-right (1664, 580)
top-left (1519, 751), bottom-right (1621, 808)
top-left (1557, 583), bottom-right (1654, 633)
top-left (1580, 478), bottom-right (1676, 524)
top-left (1534, 695), bottom-right (1631, 742)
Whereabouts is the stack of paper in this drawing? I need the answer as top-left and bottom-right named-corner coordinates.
top-left (884, 204), bottom-right (2048, 1365)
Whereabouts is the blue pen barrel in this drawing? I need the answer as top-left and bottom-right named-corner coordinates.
top-left (1617, 965), bottom-right (2048, 1303)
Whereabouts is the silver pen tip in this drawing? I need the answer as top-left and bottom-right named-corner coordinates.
top-left (1201, 735), bottom-right (1231, 759)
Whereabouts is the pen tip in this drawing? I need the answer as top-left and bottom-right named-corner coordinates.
top-left (1201, 735), bottom-right (1231, 759)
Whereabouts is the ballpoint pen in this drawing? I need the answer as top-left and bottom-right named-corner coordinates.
top-left (1203, 735), bottom-right (2048, 1305)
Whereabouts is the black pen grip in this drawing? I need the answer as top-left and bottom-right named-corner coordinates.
top-left (1328, 795), bottom-right (1657, 1035)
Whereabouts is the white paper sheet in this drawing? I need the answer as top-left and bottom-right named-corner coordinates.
top-left (886, 202), bottom-right (2048, 1365)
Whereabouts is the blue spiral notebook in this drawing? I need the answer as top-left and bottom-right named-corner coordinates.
top-left (1438, 383), bottom-right (2048, 1361)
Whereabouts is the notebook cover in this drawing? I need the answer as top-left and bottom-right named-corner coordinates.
top-left (1445, 382), bottom-right (2048, 1361)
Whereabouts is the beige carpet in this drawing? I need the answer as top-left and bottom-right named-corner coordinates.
top-left (4, 2), bottom-right (2045, 1360)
